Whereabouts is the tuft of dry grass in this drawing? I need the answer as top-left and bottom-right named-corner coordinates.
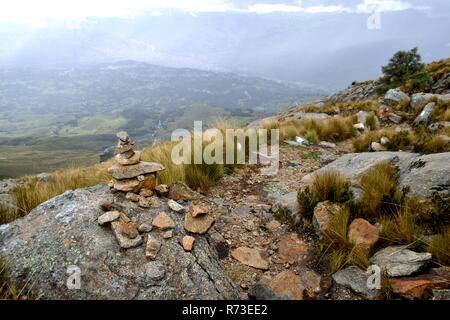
top-left (311, 171), bottom-right (352, 203)
top-left (0, 204), bottom-right (23, 225)
top-left (426, 229), bottom-right (450, 267)
top-left (141, 141), bottom-right (185, 185)
top-left (0, 258), bottom-right (19, 299)
top-left (379, 207), bottom-right (422, 246)
top-left (11, 164), bottom-right (110, 215)
top-left (358, 162), bottom-right (402, 219)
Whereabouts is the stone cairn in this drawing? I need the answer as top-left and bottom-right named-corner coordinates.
top-left (97, 131), bottom-right (214, 256)
top-left (108, 131), bottom-right (165, 204)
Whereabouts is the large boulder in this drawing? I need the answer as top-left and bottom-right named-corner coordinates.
top-left (301, 152), bottom-right (450, 199)
top-left (410, 93), bottom-right (435, 110)
top-left (0, 185), bottom-right (238, 299)
top-left (382, 89), bottom-right (410, 107)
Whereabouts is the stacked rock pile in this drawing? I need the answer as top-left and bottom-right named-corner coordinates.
top-left (108, 131), bottom-right (165, 207)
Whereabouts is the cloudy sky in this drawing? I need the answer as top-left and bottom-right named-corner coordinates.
top-left (0, 0), bottom-right (449, 89)
top-left (0, 0), bottom-right (442, 23)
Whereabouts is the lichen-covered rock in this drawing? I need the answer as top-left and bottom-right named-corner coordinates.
top-left (0, 185), bottom-right (238, 299)
top-left (382, 88), bottom-right (410, 106)
top-left (370, 246), bottom-right (432, 277)
top-left (302, 152), bottom-right (450, 199)
top-left (413, 102), bottom-right (436, 127)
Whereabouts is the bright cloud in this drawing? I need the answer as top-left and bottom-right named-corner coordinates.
top-left (356, 0), bottom-right (427, 13)
top-left (0, 0), bottom-right (430, 26)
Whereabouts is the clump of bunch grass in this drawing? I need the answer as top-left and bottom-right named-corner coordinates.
top-left (426, 229), bottom-right (450, 267)
top-left (11, 164), bottom-right (110, 215)
top-left (297, 171), bottom-right (351, 218)
top-left (357, 162), bottom-right (404, 219)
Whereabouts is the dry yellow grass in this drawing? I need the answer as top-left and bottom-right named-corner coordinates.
top-left (359, 162), bottom-right (402, 218)
top-left (311, 170), bottom-right (351, 202)
top-left (426, 229), bottom-right (450, 267)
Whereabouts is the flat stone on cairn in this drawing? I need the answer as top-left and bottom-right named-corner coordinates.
top-left (108, 131), bottom-right (165, 198)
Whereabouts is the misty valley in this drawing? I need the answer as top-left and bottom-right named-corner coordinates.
top-left (0, 61), bottom-right (323, 178)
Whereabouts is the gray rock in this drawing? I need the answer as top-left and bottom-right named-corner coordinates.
top-left (387, 113), bottom-right (402, 124)
top-left (36, 173), bottom-right (52, 183)
top-left (432, 73), bottom-right (450, 94)
top-left (382, 88), bottom-right (410, 106)
top-left (271, 191), bottom-right (301, 225)
top-left (287, 160), bottom-right (300, 167)
top-left (370, 246), bottom-right (432, 277)
top-left (319, 141), bottom-right (337, 148)
top-left (116, 131), bottom-right (130, 142)
top-left (0, 185), bottom-right (238, 299)
top-left (356, 110), bottom-right (370, 124)
top-left (413, 102), bottom-right (436, 127)
top-left (167, 199), bottom-right (185, 213)
top-left (432, 289), bottom-right (450, 300)
top-left (332, 266), bottom-right (380, 299)
top-left (428, 121), bottom-right (450, 133)
top-left (290, 112), bottom-right (330, 121)
top-left (302, 152), bottom-right (450, 199)
top-left (98, 210), bottom-right (120, 225)
top-left (397, 153), bottom-right (450, 198)
top-left (138, 223), bottom-right (152, 233)
top-left (410, 93), bottom-right (435, 110)
top-left (371, 142), bottom-right (384, 152)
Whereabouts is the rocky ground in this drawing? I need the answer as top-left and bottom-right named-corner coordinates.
top-left (1, 76), bottom-right (449, 300)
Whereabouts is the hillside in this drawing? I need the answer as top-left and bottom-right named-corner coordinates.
top-left (0, 61), bottom-right (323, 178)
top-left (0, 57), bottom-right (449, 300)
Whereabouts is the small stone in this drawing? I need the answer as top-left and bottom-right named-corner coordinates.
top-left (380, 136), bottom-right (390, 145)
top-left (168, 181), bottom-right (198, 201)
top-left (348, 218), bottom-right (379, 250)
top-left (139, 188), bottom-right (154, 197)
top-left (100, 202), bottom-right (113, 211)
top-left (182, 236), bottom-right (195, 252)
top-left (370, 246), bottom-right (432, 277)
top-left (119, 212), bottom-right (131, 223)
top-left (184, 212), bottom-right (215, 234)
top-left (113, 177), bottom-right (141, 193)
top-left (231, 247), bottom-right (269, 270)
top-left (353, 123), bottom-right (365, 131)
top-left (108, 162), bottom-right (164, 180)
top-left (189, 204), bottom-right (209, 218)
top-left (111, 221), bottom-right (143, 249)
top-left (277, 233), bottom-right (309, 264)
top-left (112, 220), bottom-right (139, 239)
top-left (98, 210), bottom-right (120, 225)
top-left (313, 201), bottom-right (343, 233)
top-left (432, 289), bottom-right (450, 300)
top-left (116, 131), bottom-right (130, 142)
top-left (267, 271), bottom-right (305, 300)
top-left (287, 160), bottom-right (300, 167)
top-left (318, 141), bottom-right (337, 148)
top-left (116, 151), bottom-right (141, 165)
top-left (139, 196), bottom-right (160, 208)
top-left (138, 223), bottom-right (152, 233)
top-left (332, 266), bottom-right (380, 299)
top-left (146, 236), bottom-right (162, 260)
top-left (155, 184), bottom-right (169, 197)
top-left (125, 192), bottom-right (140, 202)
top-left (387, 112), bottom-right (402, 124)
top-left (167, 199), bottom-right (185, 213)
top-left (152, 211), bottom-right (175, 230)
top-left (266, 220), bottom-right (281, 231)
top-left (390, 273), bottom-right (450, 300)
top-left (371, 142), bottom-right (385, 152)
top-left (163, 229), bottom-right (173, 239)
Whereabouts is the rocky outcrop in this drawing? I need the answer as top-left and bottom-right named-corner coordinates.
top-left (301, 152), bottom-right (450, 199)
top-left (382, 88), bottom-right (410, 106)
top-left (413, 102), bottom-right (436, 127)
top-left (325, 80), bottom-right (376, 103)
top-left (0, 185), bottom-right (238, 299)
